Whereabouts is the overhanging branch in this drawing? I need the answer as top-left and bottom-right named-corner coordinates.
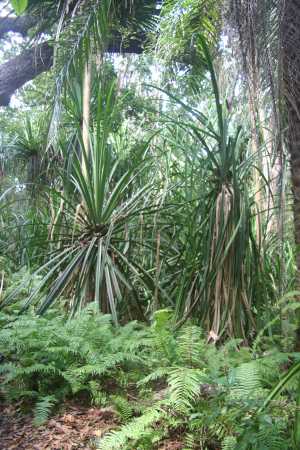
top-left (0, 42), bottom-right (53, 106)
top-left (0, 35), bottom-right (147, 106)
top-left (0, 15), bottom-right (37, 39)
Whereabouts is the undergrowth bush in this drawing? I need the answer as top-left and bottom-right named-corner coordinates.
top-left (0, 303), bottom-right (148, 424)
top-left (0, 306), bottom-right (296, 449)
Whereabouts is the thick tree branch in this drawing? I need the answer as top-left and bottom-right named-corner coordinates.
top-left (0, 15), bottom-right (37, 39)
top-left (0, 2), bottom-right (155, 106)
top-left (0, 42), bottom-right (53, 106)
top-left (0, 35), bottom-right (147, 106)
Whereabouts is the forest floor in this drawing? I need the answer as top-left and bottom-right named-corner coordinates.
top-left (0, 402), bottom-right (184, 450)
top-left (0, 403), bottom-right (116, 449)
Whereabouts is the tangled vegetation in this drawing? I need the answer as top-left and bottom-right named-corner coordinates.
top-left (1, 0), bottom-right (300, 449)
top-left (0, 305), bottom-right (298, 449)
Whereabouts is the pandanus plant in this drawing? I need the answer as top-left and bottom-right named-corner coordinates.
top-left (1, 0), bottom-right (166, 321)
top-left (1, 76), bottom-right (162, 322)
top-left (155, 36), bottom-right (262, 338)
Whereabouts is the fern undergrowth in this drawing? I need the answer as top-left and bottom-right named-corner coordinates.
top-left (0, 305), bottom-right (297, 449)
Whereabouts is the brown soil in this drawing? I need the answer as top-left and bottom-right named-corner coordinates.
top-left (0, 403), bottom-right (116, 450)
top-left (0, 403), bottom-right (186, 450)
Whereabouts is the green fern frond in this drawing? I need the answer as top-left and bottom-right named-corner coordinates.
top-left (89, 381), bottom-right (107, 406)
top-left (137, 367), bottom-right (171, 386)
top-left (4, 363), bottom-right (60, 384)
top-left (33, 395), bottom-right (57, 426)
top-left (97, 407), bottom-right (162, 450)
top-left (259, 432), bottom-right (288, 449)
top-left (177, 326), bottom-right (204, 368)
top-left (230, 361), bottom-right (263, 400)
top-left (222, 435), bottom-right (237, 450)
top-left (241, 422), bottom-right (290, 450)
top-left (0, 362), bottom-right (15, 375)
top-left (68, 352), bottom-right (142, 378)
top-left (112, 396), bottom-right (134, 423)
top-left (149, 310), bottom-right (177, 364)
top-left (168, 367), bottom-right (206, 410)
top-left (184, 432), bottom-right (197, 449)
top-left (256, 352), bottom-right (290, 386)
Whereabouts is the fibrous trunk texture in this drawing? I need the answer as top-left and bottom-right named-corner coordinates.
top-left (82, 60), bottom-right (91, 180)
top-left (282, 0), bottom-right (300, 346)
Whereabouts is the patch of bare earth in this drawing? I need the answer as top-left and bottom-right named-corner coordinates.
top-left (0, 403), bottom-right (116, 450)
top-left (158, 440), bottom-right (184, 449)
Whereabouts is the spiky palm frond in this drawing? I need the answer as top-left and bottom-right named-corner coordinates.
top-left (152, 36), bottom-right (260, 337)
top-left (48, 0), bottom-right (159, 143)
top-left (155, 0), bottom-right (221, 67)
top-left (1, 78), bottom-right (166, 319)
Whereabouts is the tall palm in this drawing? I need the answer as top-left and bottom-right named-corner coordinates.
top-left (281, 1), bottom-right (300, 296)
top-left (281, 4), bottom-right (300, 444)
top-left (230, 0), bottom-right (300, 444)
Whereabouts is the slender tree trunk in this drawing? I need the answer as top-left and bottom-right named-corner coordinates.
top-left (248, 78), bottom-right (262, 245)
top-left (82, 60), bottom-right (92, 180)
top-left (282, 0), bottom-right (300, 350)
top-left (80, 60), bottom-right (94, 304)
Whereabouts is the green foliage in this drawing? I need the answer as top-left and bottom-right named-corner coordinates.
top-left (10, 0), bottom-right (28, 15)
top-left (1, 29), bottom-right (290, 340)
top-left (222, 436), bottom-right (237, 450)
top-left (152, 35), bottom-right (264, 338)
top-left (97, 407), bottom-right (163, 450)
top-left (0, 306), bottom-right (297, 448)
top-left (33, 395), bottom-right (57, 426)
top-left (0, 305), bottom-right (148, 413)
top-left (156, 0), bottom-right (221, 67)
top-left (111, 396), bottom-right (134, 423)
top-left (1, 77), bottom-right (164, 320)
top-left (230, 361), bottom-right (263, 400)
top-left (94, 313), bottom-right (294, 449)
top-left (168, 367), bottom-right (205, 409)
top-left (0, 2), bottom-right (297, 447)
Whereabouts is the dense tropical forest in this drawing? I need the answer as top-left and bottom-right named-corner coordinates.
top-left (1, 0), bottom-right (300, 448)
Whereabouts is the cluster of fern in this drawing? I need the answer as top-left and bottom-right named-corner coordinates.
top-left (0, 306), bottom-right (297, 449)
top-left (0, 303), bottom-right (149, 425)
top-left (97, 311), bottom-right (296, 449)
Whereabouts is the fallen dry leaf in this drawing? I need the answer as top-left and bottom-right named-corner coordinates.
top-left (0, 402), bottom-right (117, 450)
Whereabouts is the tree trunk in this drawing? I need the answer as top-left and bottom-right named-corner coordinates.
top-left (82, 60), bottom-right (92, 180)
top-left (282, 0), bottom-right (300, 349)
